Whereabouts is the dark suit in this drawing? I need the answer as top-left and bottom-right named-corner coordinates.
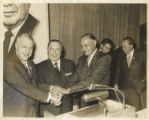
top-left (3, 57), bottom-right (49, 117)
top-left (36, 58), bottom-right (76, 116)
top-left (114, 50), bottom-right (146, 110)
top-left (110, 47), bottom-right (125, 87)
top-left (4, 14), bottom-right (38, 61)
top-left (68, 50), bottom-right (111, 92)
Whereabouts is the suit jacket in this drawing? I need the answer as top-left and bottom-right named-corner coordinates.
top-left (36, 58), bottom-right (76, 115)
top-left (110, 47), bottom-right (125, 87)
top-left (3, 57), bottom-right (49, 117)
top-left (4, 14), bottom-right (38, 61)
top-left (114, 50), bottom-right (146, 94)
top-left (68, 50), bottom-right (112, 91)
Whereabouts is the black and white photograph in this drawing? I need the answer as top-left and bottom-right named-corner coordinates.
top-left (1, 0), bottom-right (148, 119)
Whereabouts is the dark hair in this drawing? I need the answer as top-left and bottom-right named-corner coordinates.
top-left (123, 37), bottom-right (136, 48)
top-left (47, 39), bottom-right (65, 58)
top-left (101, 38), bottom-right (115, 52)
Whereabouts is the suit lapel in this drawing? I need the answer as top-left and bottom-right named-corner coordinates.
top-left (15, 58), bottom-right (30, 82)
top-left (87, 51), bottom-right (102, 76)
top-left (47, 59), bottom-right (60, 84)
top-left (124, 55), bottom-right (129, 70)
top-left (129, 50), bottom-right (137, 69)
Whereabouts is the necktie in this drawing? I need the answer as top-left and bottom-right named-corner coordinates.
top-left (54, 62), bottom-right (60, 72)
top-left (127, 54), bottom-right (131, 68)
top-left (4, 30), bottom-right (13, 55)
top-left (87, 57), bottom-right (90, 67)
top-left (25, 62), bottom-right (32, 80)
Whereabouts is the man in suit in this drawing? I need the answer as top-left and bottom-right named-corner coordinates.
top-left (54, 33), bottom-right (111, 108)
top-left (67, 33), bottom-right (111, 92)
top-left (36, 40), bottom-right (76, 116)
top-left (99, 38), bottom-right (115, 54)
top-left (113, 37), bottom-right (146, 111)
top-left (3, 3), bottom-right (38, 61)
top-left (3, 34), bottom-right (62, 117)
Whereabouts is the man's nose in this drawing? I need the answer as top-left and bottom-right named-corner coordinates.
top-left (24, 49), bottom-right (30, 54)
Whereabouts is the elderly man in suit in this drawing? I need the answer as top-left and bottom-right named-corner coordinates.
top-left (113, 37), bottom-right (146, 111)
top-left (3, 34), bottom-right (62, 117)
top-left (67, 33), bottom-right (111, 91)
top-left (3, 3), bottom-right (38, 61)
top-left (55, 33), bottom-right (111, 108)
top-left (36, 40), bottom-right (76, 116)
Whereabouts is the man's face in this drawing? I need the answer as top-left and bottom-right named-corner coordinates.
top-left (100, 43), bottom-right (112, 54)
top-left (3, 4), bottom-right (30, 28)
top-left (48, 42), bottom-right (62, 62)
top-left (81, 37), bottom-right (96, 56)
top-left (16, 37), bottom-right (34, 62)
top-left (122, 40), bottom-right (133, 54)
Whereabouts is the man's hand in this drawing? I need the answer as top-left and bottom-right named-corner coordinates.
top-left (114, 84), bottom-right (118, 89)
top-left (50, 85), bottom-right (70, 94)
top-left (50, 92), bottom-right (62, 106)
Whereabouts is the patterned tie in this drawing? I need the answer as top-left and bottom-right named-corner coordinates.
top-left (54, 62), bottom-right (60, 72)
top-left (127, 54), bottom-right (131, 68)
top-left (4, 30), bottom-right (13, 55)
top-left (26, 62), bottom-right (32, 80)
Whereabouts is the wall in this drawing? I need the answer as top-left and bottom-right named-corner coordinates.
top-left (49, 4), bottom-right (146, 62)
top-left (30, 4), bottom-right (49, 64)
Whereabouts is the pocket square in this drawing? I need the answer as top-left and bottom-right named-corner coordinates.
top-left (65, 73), bottom-right (72, 76)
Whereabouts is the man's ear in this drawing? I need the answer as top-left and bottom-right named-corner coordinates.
top-left (130, 44), bottom-right (133, 49)
top-left (93, 40), bottom-right (97, 47)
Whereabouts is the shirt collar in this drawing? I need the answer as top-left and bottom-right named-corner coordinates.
top-left (88, 48), bottom-right (97, 60)
top-left (51, 59), bottom-right (61, 66)
top-left (127, 48), bottom-right (134, 57)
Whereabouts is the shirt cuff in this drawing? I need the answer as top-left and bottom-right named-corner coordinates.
top-left (46, 92), bottom-right (51, 102)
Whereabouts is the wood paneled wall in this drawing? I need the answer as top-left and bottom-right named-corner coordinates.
top-left (49, 4), bottom-right (146, 62)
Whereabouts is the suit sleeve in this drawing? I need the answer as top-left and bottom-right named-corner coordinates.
top-left (69, 55), bottom-right (111, 91)
top-left (65, 61), bottom-right (77, 88)
top-left (113, 56), bottom-right (122, 85)
top-left (36, 64), bottom-right (52, 92)
top-left (65, 58), bottom-right (83, 89)
top-left (4, 62), bottom-right (49, 103)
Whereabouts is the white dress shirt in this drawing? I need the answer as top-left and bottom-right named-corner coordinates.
top-left (127, 49), bottom-right (134, 63)
top-left (3, 15), bottom-right (27, 53)
top-left (87, 48), bottom-right (97, 67)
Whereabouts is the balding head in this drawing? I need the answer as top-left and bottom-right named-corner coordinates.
top-left (15, 33), bottom-right (34, 62)
top-left (80, 33), bottom-right (97, 56)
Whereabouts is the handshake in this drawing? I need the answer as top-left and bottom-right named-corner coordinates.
top-left (48, 85), bottom-right (70, 106)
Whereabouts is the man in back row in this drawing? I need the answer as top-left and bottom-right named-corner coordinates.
top-left (113, 37), bottom-right (146, 111)
top-left (3, 34), bottom-right (62, 117)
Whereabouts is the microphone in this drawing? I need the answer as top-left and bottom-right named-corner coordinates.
top-left (88, 84), bottom-right (126, 109)
top-left (81, 91), bottom-right (109, 103)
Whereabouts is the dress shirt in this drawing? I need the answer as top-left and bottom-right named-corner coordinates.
top-left (127, 48), bottom-right (134, 65)
top-left (51, 59), bottom-right (61, 71)
top-left (87, 49), bottom-right (97, 66)
top-left (3, 15), bottom-right (28, 52)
